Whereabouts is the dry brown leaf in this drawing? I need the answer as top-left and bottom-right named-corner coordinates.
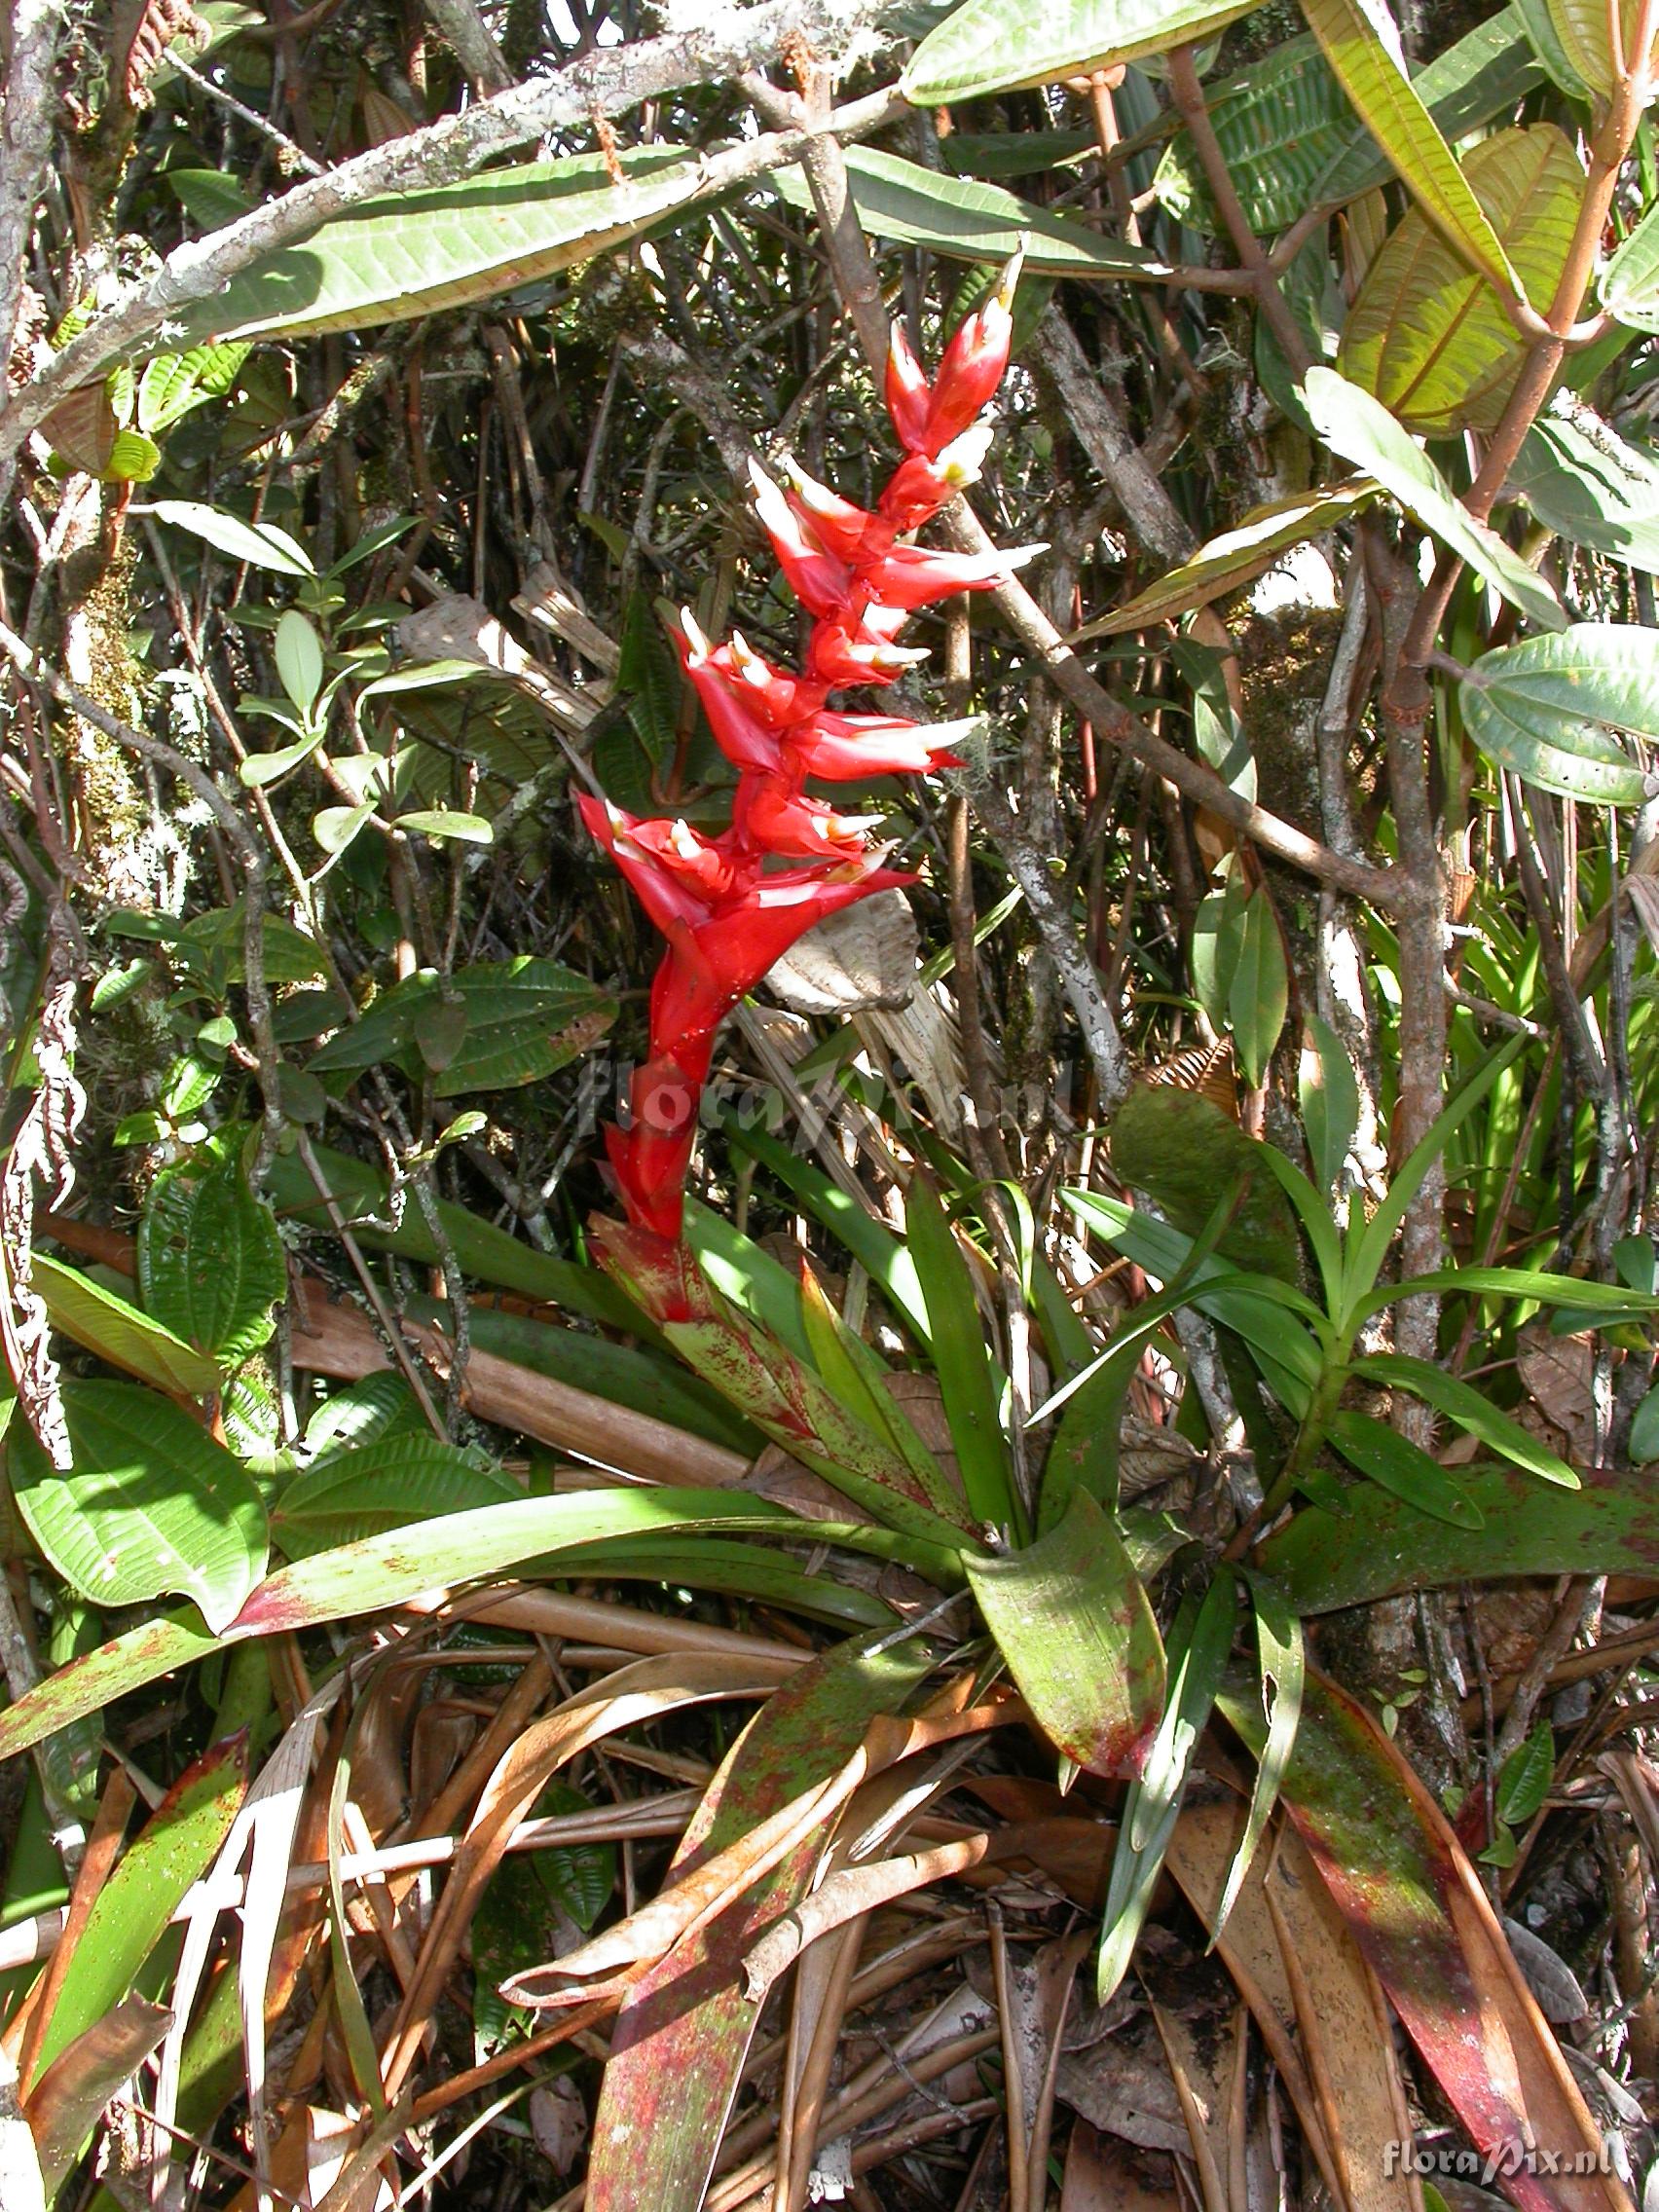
top-left (1061, 2120), bottom-right (1181, 2212)
top-left (23, 1997), bottom-right (171, 2194)
top-left (1164, 1795), bottom-right (1419, 2212)
top-left (1516, 1323), bottom-right (1597, 1461)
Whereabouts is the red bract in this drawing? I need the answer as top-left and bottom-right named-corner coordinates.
top-left (581, 257), bottom-right (1024, 1238)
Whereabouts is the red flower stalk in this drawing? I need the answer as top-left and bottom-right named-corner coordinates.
top-left (582, 258), bottom-right (1027, 1240)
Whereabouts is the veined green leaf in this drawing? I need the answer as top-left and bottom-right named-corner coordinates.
top-left (903, 0), bottom-right (1258, 102)
top-left (1457, 624), bottom-right (1659, 805)
top-left (186, 148), bottom-right (717, 345)
top-left (1297, 0), bottom-right (1518, 295)
top-left (1308, 6), bottom-right (1546, 206)
top-left (1230, 885), bottom-right (1289, 1090)
top-left (967, 1491), bottom-right (1164, 1776)
top-left (271, 1436), bottom-right (520, 1557)
top-left (31, 1254), bottom-right (220, 1399)
top-left (1078, 481), bottom-right (1375, 637)
top-left (1508, 406), bottom-right (1659, 571)
top-left (771, 146), bottom-right (1153, 277)
top-left (138, 1157), bottom-right (286, 1367)
top-left (1327, 1408), bottom-right (1485, 1528)
top-left (1496, 1718), bottom-right (1555, 1826)
top-left (10, 1381), bottom-right (269, 1632)
top-left (1513, 0), bottom-right (1590, 92)
top-left (1340, 126), bottom-right (1582, 436)
top-left (1603, 193), bottom-right (1659, 329)
top-left (30, 1735), bottom-right (248, 2079)
top-left (1544, 0), bottom-right (1651, 95)
top-left (307, 956), bottom-right (615, 1095)
top-left (1302, 367), bottom-right (1566, 631)
top-left (1299, 1013), bottom-right (1362, 1200)
top-left (940, 127), bottom-right (1098, 177)
top-left (1155, 36), bottom-right (1355, 236)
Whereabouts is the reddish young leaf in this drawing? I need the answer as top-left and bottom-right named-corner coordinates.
top-left (1225, 1672), bottom-right (1630, 2212)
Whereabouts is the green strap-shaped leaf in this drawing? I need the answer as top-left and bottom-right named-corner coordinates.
top-left (1230, 885), bottom-right (1290, 1091)
top-left (1457, 623), bottom-right (1659, 806)
top-left (1302, 367), bottom-right (1567, 631)
top-left (967, 1491), bottom-right (1164, 1776)
top-left (10, 1381), bottom-right (270, 1633)
top-left (903, 1170), bottom-right (1018, 1533)
top-left (1326, 1408), bottom-right (1485, 1528)
top-left (1355, 1351), bottom-right (1578, 1487)
top-left (902, 0), bottom-right (1259, 103)
top-left (1297, 0), bottom-right (1519, 296)
top-left (1263, 1458), bottom-right (1659, 1610)
top-left (1097, 1574), bottom-right (1236, 2001)
top-left (1340, 126), bottom-right (1582, 436)
top-left (1210, 1573), bottom-right (1304, 1939)
top-left (30, 1734), bottom-right (248, 2078)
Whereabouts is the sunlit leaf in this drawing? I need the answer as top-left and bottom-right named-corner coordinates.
top-left (772, 146), bottom-right (1152, 277)
top-left (10, 1381), bottom-right (270, 1633)
top-left (1354, 1351), bottom-right (1578, 1486)
top-left (1296, 0), bottom-right (1517, 295)
top-left (1302, 367), bottom-right (1566, 630)
top-left (145, 498), bottom-right (314, 575)
top-left (1508, 406), bottom-right (1659, 571)
top-left (1327, 1408), bottom-right (1485, 1528)
top-left (31, 1254), bottom-right (220, 1399)
top-left (968, 1492), bottom-right (1164, 1776)
top-left (184, 148), bottom-right (724, 345)
top-left (29, 1735), bottom-right (247, 2079)
top-left (1078, 482), bottom-right (1375, 637)
top-left (1457, 624), bottom-right (1659, 805)
top-left (1340, 126), bottom-right (1581, 435)
top-left (903, 0), bottom-right (1258, 103)
top-left (903, 1170), bottom-right (1015, 1531)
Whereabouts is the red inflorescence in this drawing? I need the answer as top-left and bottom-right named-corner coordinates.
top-left (581, 257), bottom-right (1029, 1242)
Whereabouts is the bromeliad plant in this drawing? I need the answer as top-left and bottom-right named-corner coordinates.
top-left (578, 253), bottom-right (1031, 1247)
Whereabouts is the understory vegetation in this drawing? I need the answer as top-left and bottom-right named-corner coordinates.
top-left (8, 0), bottom-right (1659, 2204)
